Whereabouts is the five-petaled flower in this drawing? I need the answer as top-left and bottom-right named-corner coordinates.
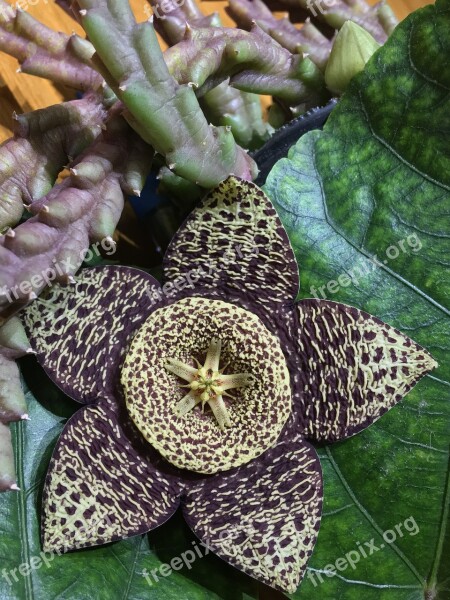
top-left (23, 177), bottom-right (436, 593)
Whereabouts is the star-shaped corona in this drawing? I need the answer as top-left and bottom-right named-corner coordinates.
top-left (166, 339), bottom-right (252, 430)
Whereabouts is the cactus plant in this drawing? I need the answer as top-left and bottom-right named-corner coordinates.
top-left (150, 0), bottom-right (273, 150)
top-left (0, 94), bottom-right (107, 231)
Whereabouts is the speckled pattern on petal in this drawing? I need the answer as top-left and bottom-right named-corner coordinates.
top-left (42, 402), bottom-right (182, 553)
top-left (163, 176), bottom-right (299, 309)
top-left (121, 297), bottom-right (292, 474)
top-left (183, 433), bottom-right (322, 594)
top-left (290, 300), bottom-right (438, 442)
top-left (22, 266), bottom-right (159, 404)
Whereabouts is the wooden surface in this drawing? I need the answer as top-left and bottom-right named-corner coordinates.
top-left (0, 0), bottom-right (432, 143)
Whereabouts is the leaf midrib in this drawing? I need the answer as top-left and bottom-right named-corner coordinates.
top-left (428, 449), bottom-right (450, 590)
top-left (311, 140), bottom-right (450, 318)
top-left (325, 447), bottom-right (425, 586)
top-left (15, 421), bottom-right (34, 600)
top-left (121, 536), bottom-right (144, 600)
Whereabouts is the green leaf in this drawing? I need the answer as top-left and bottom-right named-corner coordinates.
top-left (0, 365), bottom-right (258, 600)
top-left (263, 1), bottom-right (450, 598)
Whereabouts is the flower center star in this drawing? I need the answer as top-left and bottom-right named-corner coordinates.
top-left (165, 339), bottom-right (251, 431)
top-left (121, 296), bottom-right (292, 474)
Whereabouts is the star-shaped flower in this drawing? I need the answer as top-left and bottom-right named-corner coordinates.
top-left (22, 177), bottom-right (436, 593)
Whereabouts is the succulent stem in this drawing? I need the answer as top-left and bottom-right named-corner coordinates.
top-left (150, 0), bottom-right (272, 149)
top-left (78, 0), bottom-right (256, 187)
top-left (0, 317), bottom-right (31, 492)
top-left (0, 116), bottom-right (153, 320)
top-left (0, 0), bottom-right (103, 89)
top-left (0, 94), bottom-right (107, 231)
top-left (227, 0), bottom-right (332, 71)
top-left (165, 23), bottom-right (326, 106)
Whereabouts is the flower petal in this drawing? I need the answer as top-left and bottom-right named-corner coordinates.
top-left (22, 266), bottom-right (160, 404)
top-left (163, 177), bottom-right (299, 308)
top-left (42, 403), bottom-right (182, 553)
top-left (183, 433), bottom-right (322, 593)
top-left (291, 300), bottom-right (437, 442)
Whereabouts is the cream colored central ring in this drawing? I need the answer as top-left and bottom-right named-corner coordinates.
top-left (121, 297), bottom-right (292, 474)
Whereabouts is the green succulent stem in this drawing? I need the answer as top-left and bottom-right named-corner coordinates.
top-left (78, 0), bottom-right (256, 187)
top-left (150, 0), bottom-right (272, 149)
top-left (165, 23), bottom-right (326, 107)
top-left (0, 422), bottom-right (17, 492)
top-left (0, 317), bottom-right (31, 492)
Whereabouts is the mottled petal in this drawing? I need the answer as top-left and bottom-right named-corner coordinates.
top-left (163, 177), bottom-right (299, 308)
top-left (42, 403), bottom-right (182, 553)
top-left (291, 300), bottom-right (437, 442)
top-left (183, 433), bottom-right (322, 593)
top-left (21, 266), bottom-right (160, 404)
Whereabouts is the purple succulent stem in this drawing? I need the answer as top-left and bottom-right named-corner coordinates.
top-left (227, 0), bottom-right (332, 71)
top-left (0, 0), bottom-right (103, 89)
top-left (0, 116), bottom-right (153, 321)
top-left (150, 0), bottom-right (220, 42)
top-left (0, 93), bottom-right (108, 231)
top-left (164, 23), bottom-right (326, 106)
top-left (256, 0), bottom-right (397, 43)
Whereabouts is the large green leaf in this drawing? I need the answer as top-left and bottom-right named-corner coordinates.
top-left (264, 0), bottom-right (450, 598)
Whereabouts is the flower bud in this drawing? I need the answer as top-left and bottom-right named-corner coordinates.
top-left (325, 21), bottom-right (380, 94)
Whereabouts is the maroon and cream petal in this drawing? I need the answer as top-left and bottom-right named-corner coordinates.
top-left (290, 299), bottom-right (437, 442)
top-left (42, 402), bottom-right (182, 553)
top-left (183, 433), bottom-right (322, 593)
top-left (21, 266), bottom-right (160, 404)
top-left (163, 176), bottom-right (299, 309)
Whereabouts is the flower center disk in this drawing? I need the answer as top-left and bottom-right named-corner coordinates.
top-left (121, 297), bottom-right (292, 474)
